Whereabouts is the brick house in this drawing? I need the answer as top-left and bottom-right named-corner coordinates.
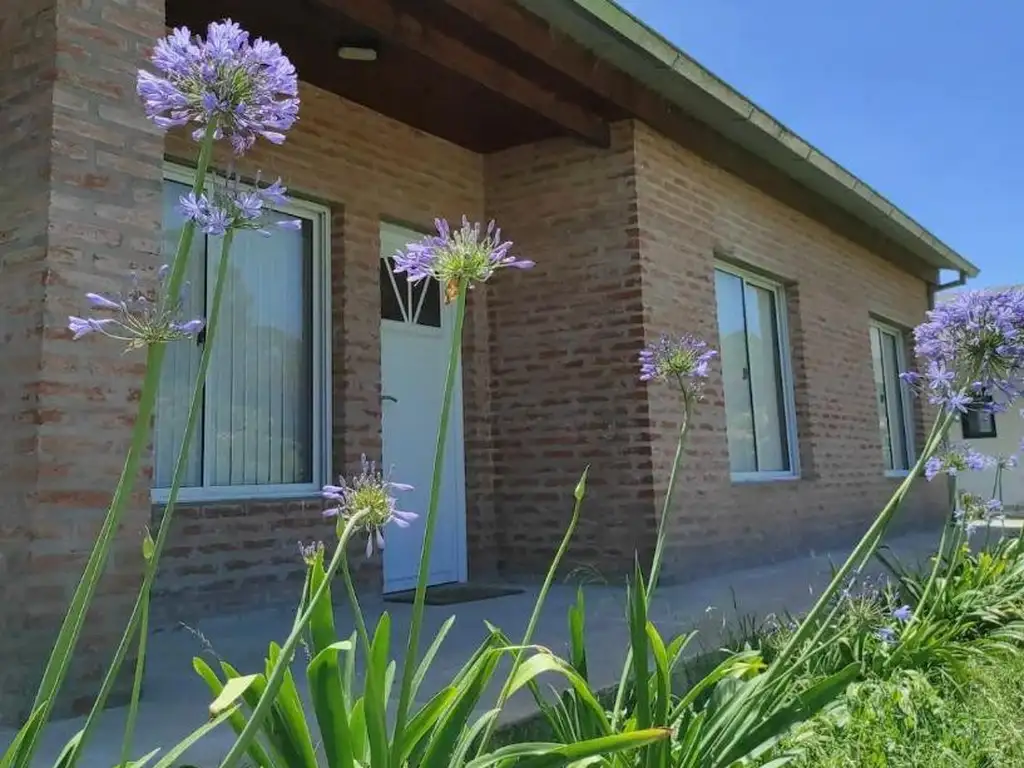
top-left (0, 0), bottom-right (978, 720)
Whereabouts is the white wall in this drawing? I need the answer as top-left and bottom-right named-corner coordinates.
top-left (951, 407), bottom-right (1024, 511)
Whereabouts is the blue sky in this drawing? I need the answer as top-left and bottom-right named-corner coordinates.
top-left (616, 0), bottom-right (1020, 288)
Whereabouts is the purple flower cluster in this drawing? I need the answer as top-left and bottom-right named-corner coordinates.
top-left (901, 288), bottom-right (1024, 413)
top-left (954, 491), bottom-right (1005, 538)
top-left (322, 455), bottom-right (417, 558)
top-left (923, 444), bottom-right (995, 481)
top-left (392, 217), bottom-right (533, 299)
top-left (892, 605), bottom-right (913, 623)
top-left (639, 334), bottom-right (717, 399)
top-left (137, 20), bottom-right (299, 153)
top-left (68, 266), bottom-right (204, 350)
top-left (178, 175), bottom-right (301, 236)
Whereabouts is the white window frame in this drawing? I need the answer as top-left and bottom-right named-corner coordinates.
top-left (152, 163), bottom-right (332, 504)
top-left (869, 319), bottom-right (916, 478)
top-left (714, 262), bottom-right (801, 483)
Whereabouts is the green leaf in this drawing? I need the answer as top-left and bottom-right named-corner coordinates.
top-left (364, 613), bottom-right (392, 768)
top-left (307, 642), bottom-right (355, 768)
top-left (449, 708), bottom-right (500, 768)
top-left (467, 728), bottom-right (671, 768)
top-left (506, 651), bottom-right (611, 735)
top-left (1, 702), bottom-right (47, 768)
top-left (210, 674), bottom-right (260, 717)
top-left (348, 698), bottom-right (368, 765)
top-left (396, 686), bottom-right (458, 765)
top-left (412, 615), bottom-right (456, 702)
top-left (151, 706), bottom-right (238, 768)
top-left (628, 563), bottom-right (651, 730)
top-left (567, 587), bottom-right (588, 680)
top-left (51, 730), bottom-right (83, 768)
top-left (667, 630), bottom-right (697, 674)
top-left (123, 747), bottom-right (160, 768)
top-left (306, 552), bottom-right (338, 656)
top-left (420, 646), bottom-right (504, 768)
top-left (265, 644), bottom-right (318, 768)
top-left (645, 622), bottom-right (671, 768)
top-left (717, 662), bottom-right (861, 767)
top-left (192, 659), bottom-right (274, 768)
top-left (670, 650), bottom-right (762, 722)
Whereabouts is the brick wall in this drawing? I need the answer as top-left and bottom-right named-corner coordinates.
top-left (485, 122), bottom-right (658, 579)
top-left (0, 0), bottom-right (166, 724)
top-left (154, 81), bottom-right (494, 624)
top-left (633, 121), bottom-right (946, 581)
top-left (0, 0), bottom-right (57, 719)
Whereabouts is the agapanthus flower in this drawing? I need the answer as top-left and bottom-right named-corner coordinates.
top-left (322, 455), bottom-right (417, 558)
top-left (953, 492), bottom-right (1005, 538)
top-left (178, 173), bottom-right (300, 236)
top-left (875, 626), bottom-right (897, 646)
top-left (137, 20), bottom-right (299, 153)
top-left (923, 444), bottom-right (994, 481)
top-left (997, 454), bottom-right (1019, 471)
top-left (892, 605), bottom-right (913, 623)
top-left (298, 540), bottom-right (324, 566)
top-left (901, 288), bottom-right (1024, 413)
top-left (639, 334), bottom-right (717, 400)
top-left (67, 265), bottom-right (204, 350)
top-left (391, 217), bottom-right (533, 301)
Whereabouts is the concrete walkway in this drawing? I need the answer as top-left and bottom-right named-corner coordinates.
top-left (3, 529), bottom-right (956, 767)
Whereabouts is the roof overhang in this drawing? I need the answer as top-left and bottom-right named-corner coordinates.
top-left (514, 0), bottom-right (979, 280)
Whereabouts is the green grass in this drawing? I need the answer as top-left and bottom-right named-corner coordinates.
top-left (775, 650), bottom-right (1024, 767)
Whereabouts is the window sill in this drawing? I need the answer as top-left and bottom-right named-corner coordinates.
top-left (151, 484), bottom-right (321, 506)
top-left (885, 470), bottom-right (911, 479)
top-left (730, 472), bottom-right (801, 485)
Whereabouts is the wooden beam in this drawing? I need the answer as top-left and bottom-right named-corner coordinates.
top-left (310, 0), bottom-right (611, 147)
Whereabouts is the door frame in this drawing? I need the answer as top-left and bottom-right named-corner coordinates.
top-left (379, 313), bottom-right (469, 593)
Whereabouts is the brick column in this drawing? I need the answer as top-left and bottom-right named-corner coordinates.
top-left (0, 0), bottom-right (165, 724)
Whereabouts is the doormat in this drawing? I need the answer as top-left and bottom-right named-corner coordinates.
top-left (383, 584), bottom-right (525, 606)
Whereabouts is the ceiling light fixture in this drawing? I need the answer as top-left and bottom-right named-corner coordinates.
top-left (337, 45), bottom-right (379, 62)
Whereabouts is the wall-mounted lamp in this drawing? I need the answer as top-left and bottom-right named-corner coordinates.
top-left (337, 44), bottom-right (379, 62)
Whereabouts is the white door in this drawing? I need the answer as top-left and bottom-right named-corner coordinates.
top-left (379, 224), bottom-right (467, 593)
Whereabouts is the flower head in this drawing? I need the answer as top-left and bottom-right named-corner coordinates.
top-left (892, 605), bottom-right (913, 623)
top-left (954, 491), bottom-right (1005, 538)
top-left (298, 540), bottom-right (325, 566)
top-left (138, 20), bottom-right (299, 153)
top-left (902, 288), bottom-right (1024, 412)
top-left (322, 455), bottom-right (416, 558)
top-left (639, 334), bottom-right (717, 400)
top-left (923, 444), bottom-right (994, 481)
top-left (875, 626), bottom-right (897, 646)
top-left (67, 268), bottom-right (204, 350)
top-left (392, 217), bottom-right (533, 300)
top-left (177, 173), bottom-right (301, 236)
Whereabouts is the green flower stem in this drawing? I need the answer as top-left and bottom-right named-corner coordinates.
top-left (18, 125), bottom-right (219, 768)
top-left (219, 511), bottom-right (369, 768)
top-left (764, 409), bottom-right (954, 680)
top-left (117, 230), bottom-right (237, 768)
top-left (117, 592), bottom-right (149, 768)
top-left (475, 467), bottom-right (589, 756)
top-left (611, 391), bottom-right (694, 729)
top-left (392, 280), bottom-right (469, 760)
top-left (340, 541), bottom-right (374, 660)
top-left (914, 474), bottom-right (960, 629)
